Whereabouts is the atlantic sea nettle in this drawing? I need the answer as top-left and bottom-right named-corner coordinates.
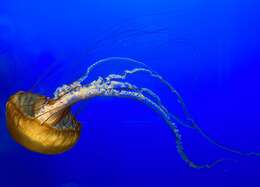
top-left (6, 57), bottom-right (260, 168)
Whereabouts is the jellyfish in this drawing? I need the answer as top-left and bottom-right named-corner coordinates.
top-left (5, 57), bottom-right (260, 169)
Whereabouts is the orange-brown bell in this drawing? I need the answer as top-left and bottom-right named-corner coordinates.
top-left (6, 92), bottom-right (80, 154)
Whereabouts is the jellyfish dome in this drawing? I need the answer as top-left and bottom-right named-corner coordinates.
top-left (6, 91), bottom-right (80, 154)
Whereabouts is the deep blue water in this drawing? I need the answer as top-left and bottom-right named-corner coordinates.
top-left (1, 0), bottom-right (260, 186)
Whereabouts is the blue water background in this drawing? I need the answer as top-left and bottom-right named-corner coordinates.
top-left (0, 0), bottom-right (260, 186)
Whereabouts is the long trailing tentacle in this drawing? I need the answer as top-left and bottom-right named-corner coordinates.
top-left (54, 57), bottom-right (260, 158)
top-left (105, 72), bottom-right (194, 129)
top-left (104, 68), bottom-right (260, 157)
top-left (77, 57), bottom-right (149, 83)
top-left (106, 67), bottom-right (193, 122)
top-left (105, 78), bottom-right (193, 129)
top-left (93, 78), bottom-right (227, 168)
top-left (75, 57), bottom-right (195, 128)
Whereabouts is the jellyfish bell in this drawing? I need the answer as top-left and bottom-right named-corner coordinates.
top-left (6, 91), bottom-right (80, 154)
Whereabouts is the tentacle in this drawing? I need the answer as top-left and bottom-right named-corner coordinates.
top-left (106, 68), bottom-right (199, 129)
top-left (96, 80), bottom-right (226, 168)
top-left (73, 56), bottom-right (195, 129)
top-left (138, 88), bottom-right (195, 129)
top-left (77, 57), bottom-right (149, 83)
top-left (107, 79), bottom-right (193, 129)
top-left (53, 57), bottom-right (260, 157)
top-left (76, 56), bottom-right (195, 129)
top-left (103, 68), bottom-right (260, 157)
